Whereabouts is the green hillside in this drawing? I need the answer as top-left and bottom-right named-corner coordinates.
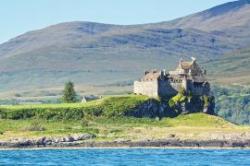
top-left (204, 47), bottom-right (250, 84)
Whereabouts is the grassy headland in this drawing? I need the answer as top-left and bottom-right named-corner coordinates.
top-left (0, 95), bottom-right (249, 147)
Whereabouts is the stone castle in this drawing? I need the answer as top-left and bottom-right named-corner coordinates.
top-left (134, 57), bottom-right (210, 98)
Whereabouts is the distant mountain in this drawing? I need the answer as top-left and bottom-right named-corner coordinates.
top-left (166, 0), bottom-right (250, 31)
top-left (0, 0), bottom-right (250, 95)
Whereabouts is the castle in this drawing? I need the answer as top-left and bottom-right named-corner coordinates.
top-left (134, 57), bottom-right (210, 98)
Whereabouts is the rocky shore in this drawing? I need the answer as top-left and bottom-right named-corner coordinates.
top-left (0, 134), bottom-right (249, 149)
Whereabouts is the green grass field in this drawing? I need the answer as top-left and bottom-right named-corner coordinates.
top-left (0, 96), bottom-right (248, 142)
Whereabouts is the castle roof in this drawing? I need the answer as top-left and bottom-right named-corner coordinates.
top-left (139, 58), bottom-right (207, 82)
top-left (179, 61), bottom-right (194, 70)
top-left (176, 58), bottom-right (196, 70)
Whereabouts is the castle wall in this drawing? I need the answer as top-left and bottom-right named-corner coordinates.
top-left (134, 80), bottom-right (210, 98)
top-left (188, 81), bottom-right (210, 96)
top-left (134, 80), bottom-right (158, 98)
top-left (158, 80), bottom-right (178, 97)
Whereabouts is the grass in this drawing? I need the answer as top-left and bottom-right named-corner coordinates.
top-left (0, 95), bottom-right (248, 142)
top-left (0, 113), bottom-right (247, 142)
top-left (0, 95), bottom-right (149, 120)
top-left (164, 113), bottom-right (235, 128)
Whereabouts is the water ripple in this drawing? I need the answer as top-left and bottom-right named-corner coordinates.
top-left (0, 148), bottom-right (249, 166)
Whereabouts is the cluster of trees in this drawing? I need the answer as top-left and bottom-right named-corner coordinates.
top-left (212, 85), bottom-right (250, 124)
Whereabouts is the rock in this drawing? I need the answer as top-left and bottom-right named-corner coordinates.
top-left (77, 133), bottom-right (95, 140)
top-left (155, 117), bottom-right (160, 121)
top-left (52, 138), bottom-right (60, 143)
top-left (46, 140), bottom-right (52, 145)
top-left (37, 137), bottom-right (47, 145)
top-left (114, 139), bottom-right (131, 143)
top-left (203, 107), bottom-right (208, 113)
top-left (63, 136), bottom-right (75, 142)
top-left (63, 136), bottom-right (73, 142)
top-left (17, 139), bottom-right (33, 146)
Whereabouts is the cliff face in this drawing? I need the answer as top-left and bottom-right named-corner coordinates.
top-left (126, 96), bottom-right (215, 119)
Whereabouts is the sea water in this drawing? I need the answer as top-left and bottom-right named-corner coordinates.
top-left (0, 148), bottom-right (249, 165)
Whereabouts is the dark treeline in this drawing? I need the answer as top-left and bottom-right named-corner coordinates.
top-left (212, 85), bottom-right (250, 125)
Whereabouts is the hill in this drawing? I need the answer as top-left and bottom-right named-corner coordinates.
top-left (0, 0), bottom-right (250, 96)
top-left (166, 0), bottom-right (250, 32)
top-left (204, 46), bottom-right (250, 84)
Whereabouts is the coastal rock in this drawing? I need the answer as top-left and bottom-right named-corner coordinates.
top-left (63, 136), bottom-right (75, 142)
top-left (1, 137), bottom-right (250, 148)
top-left (37, 137), bottom-right (47, 145)
top-left (114, 139), bottom-right (131, 143)
top-left (77, 133), bottom-right (95, 140)
top-left (4, 133), bottom-right (96, 148)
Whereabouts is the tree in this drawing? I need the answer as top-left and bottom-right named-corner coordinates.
top-left (62, 81), bottom-right (77, 103)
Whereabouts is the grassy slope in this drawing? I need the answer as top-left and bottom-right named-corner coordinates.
top-left (2, 46), bottom-right (250, 99)
top-left (0, 96), bottom-right (248, 142)
top-left (204, 47), bottom-right (250, 85)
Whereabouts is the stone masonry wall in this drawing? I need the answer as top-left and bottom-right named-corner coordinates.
top-left (158, 80), bottom-right (178, 97)
top-left (134, 80), bottom-right (158, 98)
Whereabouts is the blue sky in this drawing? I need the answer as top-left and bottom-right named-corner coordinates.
top-left (0, 0), bottom-right (233, 43)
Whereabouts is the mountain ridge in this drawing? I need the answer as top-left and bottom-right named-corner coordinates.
top-left (0, 0), bottom-right (249, 95)
top-left (165, 0), bottom-right (250, 31)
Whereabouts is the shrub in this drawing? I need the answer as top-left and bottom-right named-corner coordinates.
top-left (168, 93), bottom-right (186, 108)
top-left (5, 109), bottom-right (36, 120)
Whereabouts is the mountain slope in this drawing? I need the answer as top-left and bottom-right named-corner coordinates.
top-left (0, 0), bottom-right (250, 95)
top-left (167, 0), bottom-right (250, 31)
top-left (204, 46), bottom-right (250, 84)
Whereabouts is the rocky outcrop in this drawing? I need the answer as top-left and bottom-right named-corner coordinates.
top-left (125, 99), bottom-right (169, 118)
top-left (125, 96), bottom-right (215, 119)
top-left (0, 137), bottom-right (249, 149)
top-left (0, 133), bottom-right (95, 148)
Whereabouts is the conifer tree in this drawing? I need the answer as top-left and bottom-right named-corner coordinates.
top-left (62, 81), bottom-right (77, 103)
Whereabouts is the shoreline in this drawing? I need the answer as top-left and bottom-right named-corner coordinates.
top-left (0, 139), bottom-right (249, 150)
top-left (1, 146), bottom-right (249, 151)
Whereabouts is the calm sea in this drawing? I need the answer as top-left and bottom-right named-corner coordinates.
top-left (0, 148), bottom-right (249, 165)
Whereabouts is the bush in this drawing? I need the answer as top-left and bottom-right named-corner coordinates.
top-left (168, 92), bottom-right (186, 108)
top-left (5, 109), bottom-right (36, 120)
